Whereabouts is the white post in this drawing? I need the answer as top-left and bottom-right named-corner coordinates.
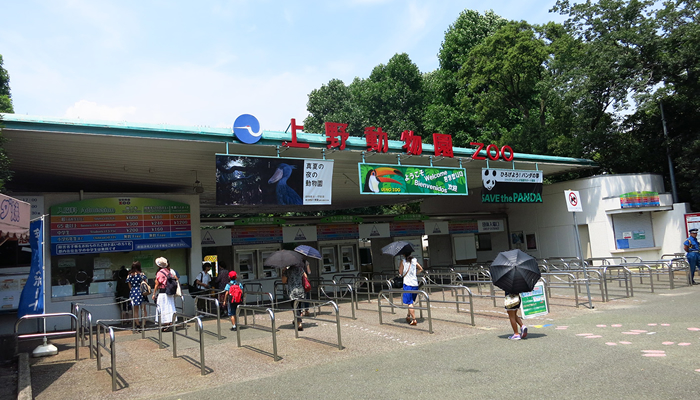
top-left (572, 212), bottom-right (593, 309)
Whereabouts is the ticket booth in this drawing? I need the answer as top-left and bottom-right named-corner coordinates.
top-left (234, 244), bottom-right (281, 282)
top-left (318, 240), bottom-right (359, 279)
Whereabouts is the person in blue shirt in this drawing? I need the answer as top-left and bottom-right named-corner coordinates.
top-left (683, 228), bottom-right (700, 285)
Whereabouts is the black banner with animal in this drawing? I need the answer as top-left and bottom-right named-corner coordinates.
top-left (481, 168), bottom-right (543, 203)
top-left (216, 155), bottom-right (333, 206)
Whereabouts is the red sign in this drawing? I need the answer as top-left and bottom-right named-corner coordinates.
top-left (471, 142), bottom-right (514, 161)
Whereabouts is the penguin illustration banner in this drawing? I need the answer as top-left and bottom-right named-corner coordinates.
top-left (481, 168), bottom-right (543, 203)
top-left (216, 155), bottom-right (333, 206)
top-left (358, 163), bottom-right (467, 195)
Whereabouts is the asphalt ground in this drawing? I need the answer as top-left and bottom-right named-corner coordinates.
top-left (20, 280), bottom-right (700, 400)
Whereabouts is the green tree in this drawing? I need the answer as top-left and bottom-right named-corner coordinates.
top-left (0, 54), bottom-right (14, 191)
top-left (304, 79), bottom-right (360, 135)
top-left (352, 53), bottom-right (425, 140)
top-left (426, 10), bottom-right (507, 146)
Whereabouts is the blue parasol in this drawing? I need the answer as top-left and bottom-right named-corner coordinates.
top-left (294, 245), bottom-right (322, 260)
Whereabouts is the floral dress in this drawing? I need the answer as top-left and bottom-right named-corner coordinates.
top-left (126, 273), bottom-right (145, 306)
top-left (284, 265), bottom-right (305, 301)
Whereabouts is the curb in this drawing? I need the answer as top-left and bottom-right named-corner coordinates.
top-left (17, 353), bottom-right (31, 400)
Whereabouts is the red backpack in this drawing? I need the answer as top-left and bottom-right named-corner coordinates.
top-left (229, 281), bottom-right (243, 303)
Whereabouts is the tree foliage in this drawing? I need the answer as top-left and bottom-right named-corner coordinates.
top-left (0, 54), bottom-right (14, 192)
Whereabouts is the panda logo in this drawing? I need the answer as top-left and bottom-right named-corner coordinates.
top-left (482, 169), bottom-right (498, 191)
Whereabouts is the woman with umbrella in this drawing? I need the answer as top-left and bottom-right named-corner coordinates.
top-left (399, 252), bottom-right (423, 326)
top-left (295, 245), bottom-right (320, 317)
top-left (281, 262), bottom-right (307, 331)
top-left (489, 249), bottom-right (539, 340)
top-left (266, 249), bottom-right (308, 331)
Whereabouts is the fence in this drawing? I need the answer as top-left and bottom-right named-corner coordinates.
top-left (236, 306), bottom-right (280, 361)
top-left (377, 289), bottom-right (433, 334)
top-left (95, 321), bottom-right (117, 391)
top-left (14, 312), bottom-right (79, 361)
top-left (171, 313), bottom-right (207, 375)
top-left (293, 299), bottom-right (344, 350)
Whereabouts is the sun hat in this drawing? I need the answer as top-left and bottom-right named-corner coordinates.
top-left (155, 257), bottom-right (168, 268)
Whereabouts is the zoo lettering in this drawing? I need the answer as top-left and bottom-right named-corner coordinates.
top-left (470, 142), bottom-right (514, 162)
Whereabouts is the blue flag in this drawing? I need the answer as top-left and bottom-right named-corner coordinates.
top-left (18, 219), bottom-right (44, 318)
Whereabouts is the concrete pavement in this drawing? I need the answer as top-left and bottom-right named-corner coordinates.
top-left (22, 282), bottom-right (700, 399)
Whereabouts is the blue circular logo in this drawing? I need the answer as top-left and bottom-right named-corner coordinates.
top-left (233, 114), bottom-right (262, 144)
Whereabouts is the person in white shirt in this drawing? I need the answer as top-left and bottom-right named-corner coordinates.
top-left (193, 262), bottom-right (212, 312)
top-left (399, 253), bottom-right (423, 326)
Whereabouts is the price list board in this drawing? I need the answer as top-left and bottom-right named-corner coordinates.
top-left (50, 198), bottom-right (192, 255)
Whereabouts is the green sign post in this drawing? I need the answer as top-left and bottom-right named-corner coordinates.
top-left (520, 281), bottom-right (548, 319)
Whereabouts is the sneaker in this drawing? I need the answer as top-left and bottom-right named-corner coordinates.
top-left (230, 326), bottom-right (237, 331)
top-left (406, 316), bottom-right (412, 324)
top-left (410, 319), bottom-right (417, 326)
top-left (508, 334), bottom-right (521, 340)
top-left (521, 326), bottom-right (528, 339)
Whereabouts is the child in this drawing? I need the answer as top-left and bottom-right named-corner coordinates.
top-left (224, 271), bottom-right (244, 331)
top-left (505, 292), bottom-right (527, 340)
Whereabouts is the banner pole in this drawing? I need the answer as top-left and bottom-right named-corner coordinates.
top-left (573, 212), bottom-right (593, 309)
top-left (33, 215), bottom-right (57, 357)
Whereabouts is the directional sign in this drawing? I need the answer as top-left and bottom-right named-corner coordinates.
top-left (564, 190), bottom-right (583, 212)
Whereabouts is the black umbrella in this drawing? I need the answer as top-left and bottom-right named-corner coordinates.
top-left (489, 249), bottom-right (541, 294)
top-left (381, 241), bottom-right (415, 257)
top-left (263, 250), bottom-right (305, 269)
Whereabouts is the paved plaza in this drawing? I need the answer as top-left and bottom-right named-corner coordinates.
top-left (16, 282), bottom-right (700, 400)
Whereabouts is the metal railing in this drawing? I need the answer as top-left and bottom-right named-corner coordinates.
top-left (171, 313), bottom-right (207, 376)
top-left (292, 299), bottom-right (344, 350)
top-left (236, 305), bottom-right (280, 361)
top-left (318, 282), bottom-right (356, 319)
top-left (95, 321), bottom-right (117, 391)
top-left (143, 302), bottom-right (165, 348)
top-left (377, 289), bottom-right (433, 334)
top-left (79, 307), bottom-right (94, 358)
top-left (540, 272), bottom-right (581, 307)
top-left (14, 312), bottom-right (79, 361)
top-left (420, 284), bottom-right (475, 326)
top-left (353, 278), bottom-right (393, 310)
top-left (601, 266), bottom-right (634, 301)
top-left (193, 295), bottom-right (222, 340)
top-left (244, 291), bottom-right (275, 307)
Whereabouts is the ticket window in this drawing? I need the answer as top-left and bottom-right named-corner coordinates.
top-left (261, 249), bottom-right (279, 279)
top-left (236, 251), bottom-right (257, 281)
top-left (340, 245), bottom-right (357, 272)
top-left (321, 247), bottom-right (337, 273)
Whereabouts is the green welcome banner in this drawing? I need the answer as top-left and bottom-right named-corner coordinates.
top-left (358, 163), bottom-right (467, 195)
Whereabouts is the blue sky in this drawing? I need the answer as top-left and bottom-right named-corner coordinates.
top-left (1, 0), bottom-right (564, 132)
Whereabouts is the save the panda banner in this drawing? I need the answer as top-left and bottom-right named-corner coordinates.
top-left (481, 168), bottom-right (543, 203)
top-left (359, 163), bottom-right (467, 195)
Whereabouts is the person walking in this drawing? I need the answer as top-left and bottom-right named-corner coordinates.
top-left (126, 261), bottom-right (147, 330)
top-left (683, 228), bottom-right (700, 285)
top-left (224, 271), bottom-right (244, 331)
top-left (152, 257), bottom-right (178, 331)
top-left (505, 292), bottom-right (527, 340)
top-left (399, 253), bottom-right (423, 326)
top-left (282, 264), bottom-right (306, 331)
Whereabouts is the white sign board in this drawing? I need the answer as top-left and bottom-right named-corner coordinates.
top-left (424, 220), bottom-right (449, 235)
top-left (564, 190), bottom-right (583, 212)
top-left (283, 225), bottom-right (317, 243)
top-left (201, 229), bottom-right (233, 247)
top-left (359, 223), bottom-right (390, 239)
top-left (478, 219), bottom-right (504, 233)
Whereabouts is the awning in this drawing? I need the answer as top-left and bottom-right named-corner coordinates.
top-left (0, 193), bottom-right (31, 240)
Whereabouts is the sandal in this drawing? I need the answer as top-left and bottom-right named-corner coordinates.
top-left (297, 325), bottom-right (304, 331)
top-left (410, 319), bottom-right (417, 326)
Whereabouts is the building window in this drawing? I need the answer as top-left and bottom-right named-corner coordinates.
top-left (476, 233), bottom-right (492, 251)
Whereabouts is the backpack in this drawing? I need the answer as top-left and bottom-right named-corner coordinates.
top-left (160, 269), bottom-right (178, 295)
top-left (139, 274), bottom-right (152, 296)
top-left (229, 281), bottom-right (243, 303)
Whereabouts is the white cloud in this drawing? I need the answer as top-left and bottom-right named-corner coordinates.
top-left (64, 100), bottom-right (137, 121)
